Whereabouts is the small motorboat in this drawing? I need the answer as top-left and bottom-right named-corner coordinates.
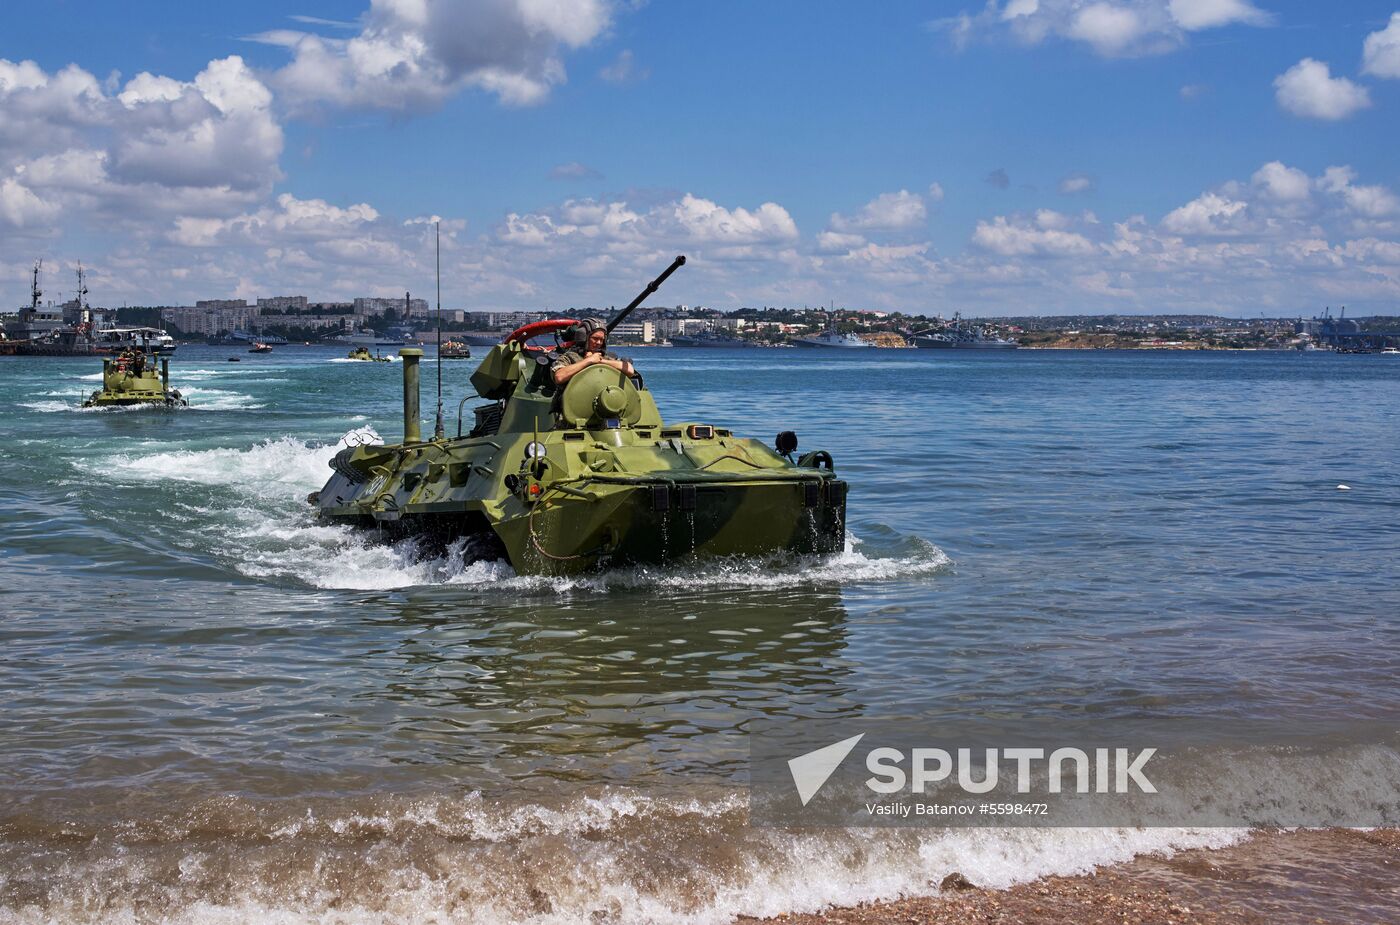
top-left (249, 342), bottom-right (273, 353)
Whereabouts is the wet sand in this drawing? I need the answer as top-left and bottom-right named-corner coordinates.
top-left (751, 829), bottom-right (1400, 925)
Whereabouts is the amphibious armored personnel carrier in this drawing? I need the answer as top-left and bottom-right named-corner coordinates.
top-left (311, 257), bottom-right (847, 575)
top-left (348, 346), bottom-right (390, 362)
top-left (83, 351), bottom-right (187, 408)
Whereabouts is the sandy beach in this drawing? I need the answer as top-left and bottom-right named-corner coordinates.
top-left (756, 828), bottom-right (1400, 923)
top-left (753, 828), bottom-right (1400, 925)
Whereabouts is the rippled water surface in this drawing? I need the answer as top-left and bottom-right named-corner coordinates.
top-left (2, 346), bottom-right (1397, 923)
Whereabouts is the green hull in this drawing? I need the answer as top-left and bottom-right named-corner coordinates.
top-left (497, 477), bottom-right (844, 575)
top-left (315, 427), bottom-right (846, 577)
top-left (84, 394), bottom-right (186, 407)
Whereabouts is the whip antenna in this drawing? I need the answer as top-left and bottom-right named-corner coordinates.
top-left (434, 220), bottom-right (444, 439)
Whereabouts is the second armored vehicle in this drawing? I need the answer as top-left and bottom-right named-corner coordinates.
top-left (83, 350), bottom-right (187, 408)
top-left (348, 346), bottom-right (390, 362)
top-left (311, 257), bottom-right (847, 576)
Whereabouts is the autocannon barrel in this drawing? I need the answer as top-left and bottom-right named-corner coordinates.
top-left (605, 255), bottom-right (686, 335)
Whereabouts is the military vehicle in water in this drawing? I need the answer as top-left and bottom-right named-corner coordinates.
top-left (348, 346), bottom-right (390, 362)
top-left (311, 256), bottom-right (847, 575)
top-left (83, 349), bottom-right (187, 408)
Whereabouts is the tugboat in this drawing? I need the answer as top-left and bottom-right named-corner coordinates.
top-left (249, 341), bottom-right (273, 354)
top-left (440, 340), bottom-right (472, 359)
top-left (311, 256), bottom-right (847, 576)
top-left (348, 346), bottom-right (390, 362)
top-left (83, 348), bottom-right (187, 408)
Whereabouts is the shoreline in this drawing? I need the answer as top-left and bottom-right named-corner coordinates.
top-left (747, 828), bottom-right (1400, 925)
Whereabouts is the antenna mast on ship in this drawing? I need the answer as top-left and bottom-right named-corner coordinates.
top-left (30, 259), bottom-right (42, 309)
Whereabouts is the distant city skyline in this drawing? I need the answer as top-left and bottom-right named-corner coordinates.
top-left (4, 1), bottom-right (1400, 317)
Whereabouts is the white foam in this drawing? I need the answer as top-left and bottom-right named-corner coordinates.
top-left (92, 428), bottom-right (381, 494)
top-left (22, 399), bottom-right (181, 414)
top-left (0, 787), bottom-right (1247, 925)
top-left (244, 528), bottom-right (948, 593)
top-left (21, 400), bottom-right (79, 413)
top-left (178, 387), bottom-right (263, 410)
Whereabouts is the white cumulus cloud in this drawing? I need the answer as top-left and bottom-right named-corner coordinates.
top-left (1068, 3), bottom-right (1150, 56)
top-left (830, 190), bottom-right (928, 232)
top-left (1318, 166), bottom-right (1400, 219)
top-left (673, 194), bottom-right (799, 243)
top-left (269, 0), bottom-right (614, 112)
top-left (1161, 191), bottom-right (1248, 235)
top-left (0, 55), bottom-right (283, 231)
top-left (1167, 0), bottom-right (1269, 31)
top-left (936, 0), bottom-right (1269, 58)
top-left (1251, 161), bottom-right (1311, 203)
top-left (1273, 58), bottom-right (1371, 121)
top-left (971, 213), bottom-right (1095, 256)
top-left (815, 230), bottom-right (867, 254)
top-left (1362, 12), bottom-right (1400, 79)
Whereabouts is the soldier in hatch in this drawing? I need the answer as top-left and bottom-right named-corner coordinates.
top-left (551, 318), bottom-right (636, 386)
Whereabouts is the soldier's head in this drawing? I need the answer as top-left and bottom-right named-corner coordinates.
top-left (572, 317), bottom-right (607, 353)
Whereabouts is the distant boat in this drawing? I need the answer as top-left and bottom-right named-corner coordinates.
top-left (92, 325), bottom-right (177, 355)
top-left (912, 314), bottom-right (1018, 350)
top-left (249, 342), bottom-right (272, 353)
top-left (791, 329), bottom-right (873, 349)
top-left (458, 331), bottom-right (514, 346)
top-left (217, 330), bottom-right (288, 346)
top-left (670, 331), bottom-right (760, 348)
top-left (326, 330), bottom-right (405, 347)
top-left (439, 340), bottom-right (472, 359)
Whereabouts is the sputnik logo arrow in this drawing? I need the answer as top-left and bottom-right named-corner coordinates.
top-left (788, 733), bottom-right (865, 806)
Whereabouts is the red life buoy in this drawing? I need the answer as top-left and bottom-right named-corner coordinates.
top-left (504, 319), bottom-right (579, 351)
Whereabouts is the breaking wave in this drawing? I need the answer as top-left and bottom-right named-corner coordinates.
top-left (0, 786), bottom-right (1244, 925)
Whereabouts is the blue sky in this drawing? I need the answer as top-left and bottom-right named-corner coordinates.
top-left (3, 1), bottom-right (1400, 316)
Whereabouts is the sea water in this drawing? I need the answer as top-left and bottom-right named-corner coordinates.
top-left (1, 346), bottom-right (1397, 923)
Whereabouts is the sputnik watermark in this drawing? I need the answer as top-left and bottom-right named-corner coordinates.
top-left (789, 738), bottom-right (1156, 807)
top-left (751, 718), bottom-right (1399, 827)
